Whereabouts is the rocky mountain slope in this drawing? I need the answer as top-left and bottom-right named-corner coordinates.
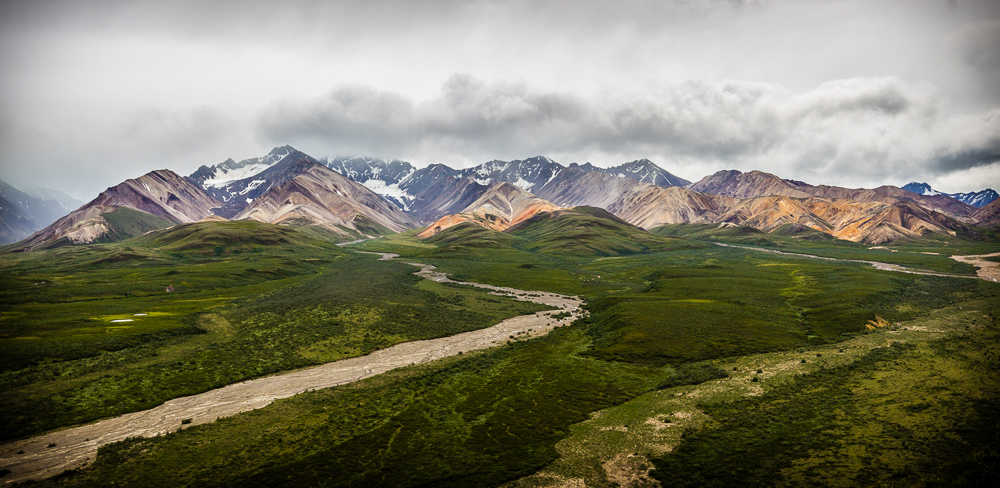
top-left (601, 159), bottom-right (691, 187)
top-left (533, 164), bottom-right (653, 208)
top-left (314, 154), bottom-right (688, 216)
top-left (690, 170), bottom-right (976, 218)
top-left (458, 157), bottom-right (564, 193)
top-left (607, 186), bottom-right (737, 230)
top-left (190, 148), bottom-right (690, 226)
top-left (11, 144), bottom-right (994, 250)
top-left (418, 183), bottom-right (560, 237)
top-left (971, 198), bottom-right (1000, 226)
top-left (235, 160), bottom-right (415, 235)
top-left (405, 175), bottom-right (489, 224)
top-left (714, 196), bottom-right (969, 244)
top-left (193, 148), bottom-right (333, 219)
top-left (798, 184), bottom-right (975, 218)
top-left (324, 157), bottom-right (423, 211)
top-left (688, 170), bottom-right (811, 199)
top-left (188, 145), bottom-right (295, 200)
top-left (12, 170), bottom-right (220, 250)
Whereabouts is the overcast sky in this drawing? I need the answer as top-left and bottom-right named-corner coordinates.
top-left (1, 0), bottom-right (998, 200)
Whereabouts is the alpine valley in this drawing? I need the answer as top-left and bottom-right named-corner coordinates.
top-left (2, 145), bottom-right (999, 488)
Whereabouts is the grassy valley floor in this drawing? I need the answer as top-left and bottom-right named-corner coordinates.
top-left (0, 222), bottom-right (549, 442)
top-left (2, 220), bottom-right (999, 487)
top-left (511, 297), bottom-right (1000, 487)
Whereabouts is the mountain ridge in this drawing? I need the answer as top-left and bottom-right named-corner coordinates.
top-left (418, 182), bottom-right (561, 238)
top-left (11, 170), bottom-right (220, 250)
top-left (8, 145), bottom-right (997, 251)
top-left (0, 179), bottom-right (81, 244)
top-left (902, 181), bottom-right (998, 208)
top-left (234, 160), bottom-right (416, 235)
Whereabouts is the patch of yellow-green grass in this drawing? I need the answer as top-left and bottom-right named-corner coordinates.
top-left (92, 311), bottom-right (172, 321)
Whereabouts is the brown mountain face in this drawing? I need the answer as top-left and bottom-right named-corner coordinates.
top-left (794, 184), bottom-right (976, 218)
top-left (689, 169), bottom-right (975, 219)
top-left (689, 170), bottom-right (811, 199)
top-left (90, 170), bottom-right (221, 223)
top-left (235, 161), bottom-right (415, 235)
top-left (607, 186), bottom-right (737, 230)
top-left (712, 195), bottom-right (969, 244)
top-left (971, 198), bottom-right (1000, 226)
top-left (534, 165), bottom-right (653, 208)
top-left (834, 200), bottom-right (968, 244)
top-left (418, 183), bottom-right (561, 238)
top-left (419, 166), bottom-right (971, 244)
top-left (717, 196), bottom-right (834, 233)
top-left (12, 170), bottom-right (220, 250)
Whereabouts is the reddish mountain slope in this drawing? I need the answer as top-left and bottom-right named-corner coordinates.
top-left (418, 183), bottom-right (560, 238)
top-left (971, 199), bottom-right (1000, 226)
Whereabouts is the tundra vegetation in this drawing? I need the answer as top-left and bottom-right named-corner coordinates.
top-left (2, 217), bottom-right (999, 487)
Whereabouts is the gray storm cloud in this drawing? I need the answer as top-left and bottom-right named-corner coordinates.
top-left (259, 75), bottom-right (997, 186)
top-left (947, 20), bottom-right (1000, 77)
top-left (2, 0), bottom-right (1000, 197)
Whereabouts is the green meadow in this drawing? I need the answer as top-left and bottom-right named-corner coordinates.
top-left (0, 221), bottom-right (548, 441)
top-left (650, 222), bottom-right (1000, 275)
top-left (3, 215), bottom-right (999, 487)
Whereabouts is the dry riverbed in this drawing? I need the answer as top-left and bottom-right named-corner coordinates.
top-left (0, 254), bottom-right (583, 484)
top-left (951, 251), bottom-right (1000, 282)
top-left (714, 243), bottom-right (990, 280)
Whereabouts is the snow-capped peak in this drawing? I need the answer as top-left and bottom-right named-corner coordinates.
top-left (901, 181), bottom-right (998, 207)
top-left (902, 182), bottom-right (939, 196)
top-left (199, 146), bottom-right (296, 188)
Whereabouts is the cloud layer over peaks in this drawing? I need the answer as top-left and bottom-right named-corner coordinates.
top-left (2, 0), bottom-right (999, 197)
top-left (259, 75), bottom-right (999, 189)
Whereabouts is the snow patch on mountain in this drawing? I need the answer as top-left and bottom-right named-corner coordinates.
top-left (195, 146), bottom-right (294, 189)
top-left (512, 177), bottom-right (535, 191)
top-left (902, 182), bottom-right (939, 196)
top-left (205, 163), bottom-right (274, 188)
top-left (361, 179), bottom-right (414, 211)
top-left (240, 179), bottom-right (267, 195)
top-left (949, 189), bottom-right (998, 207)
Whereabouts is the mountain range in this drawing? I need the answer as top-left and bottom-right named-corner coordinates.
top-left (0, 179), bottom-right (82, 245)
top-left (901, 182), bottom-right (997, 208)
top-left (5, 145), bottom-right (998, 251)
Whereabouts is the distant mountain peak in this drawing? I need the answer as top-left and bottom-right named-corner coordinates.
top-left (902, 182), bottom-right (938, 196)
top-left (603, 159), bottom-right (690, 187)
top-left (902, 181), bottom-right (996, 207)
top-left (0, 179), bottom-right (84, 244)
top-left (11, 169), bottom-right (220, 250)
top-left (189, 145), bottom-right (300, 191)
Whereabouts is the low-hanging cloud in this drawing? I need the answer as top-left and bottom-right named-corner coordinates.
top-left (121, 106), bottom-right (238, 157)
top-left (258, 74), bottom-right (999, 187)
